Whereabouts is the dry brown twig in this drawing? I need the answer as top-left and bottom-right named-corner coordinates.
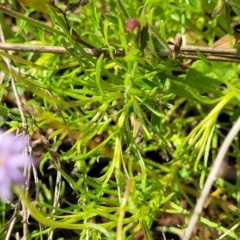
top-left (183, 116), bottom-right (240, 240)
top-left (0, 43), bottom-right (125, 57)
top-left (0, 22), bottom-right (33, 240)
top-left (0, 42), bottom-right (240, 62)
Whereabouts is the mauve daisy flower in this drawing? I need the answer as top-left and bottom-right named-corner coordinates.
top-left (0, 130), bottom-right (32, 201)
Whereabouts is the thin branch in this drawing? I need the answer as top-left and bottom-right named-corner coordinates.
top-left (0, 43), bottom-right (125, 57)
top-left (177, 53), bottom-right (240, 63)
top-left (3, 202), bottom-right (21, 240)
top-left (0, 20), bottom-right (31, 240)
top-left (169, 45), bottom-right (240, 55)
top-left (1, 43), bottom-right (240, 62)
top-left (217, 221), bottom-right (240, 240)
top-left (48, 136), bottom-right (62, 240)
top-left (183, 116), bottom-right (240, 240)
top-left (5, 217), bottom-right (17, 240)
top-left (0, 43), bottom-right (68, 53)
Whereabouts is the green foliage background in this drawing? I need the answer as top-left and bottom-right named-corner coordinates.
top-left (0, 0), bottom-right (240, 239)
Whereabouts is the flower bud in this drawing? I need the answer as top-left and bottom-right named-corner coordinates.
top-left (126, 18), bottom-right (140, 32)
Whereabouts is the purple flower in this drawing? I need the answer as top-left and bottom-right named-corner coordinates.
top-left (0, 130), bottom-right (32, 201)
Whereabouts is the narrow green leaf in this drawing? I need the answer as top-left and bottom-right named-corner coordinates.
top-left (104, 14), bottom-right (118, 26)
top-left (96, 54), bottom-right (104, 97)
top-left (117, 0), bottom-right (129, 19)
top-left (19, 0), bottom-right (56, 14)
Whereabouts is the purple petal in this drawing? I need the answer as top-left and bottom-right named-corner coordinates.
top-left (0, 179), bottom-right (12, 201)
top-left (11, 138), bottom-right (27, 153)
top-left (0, 168), bottom-right (8, 182)
top-left (0, 132), bottom-right (26, 154)
top-left (0, 131), bottom-right (34, 202)
top-left (7, 155), bottom-right (31, 168)
top-left (0, 132), bottom-right (15, 149)
top-left (7, 168), bottom-right (25, 184)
